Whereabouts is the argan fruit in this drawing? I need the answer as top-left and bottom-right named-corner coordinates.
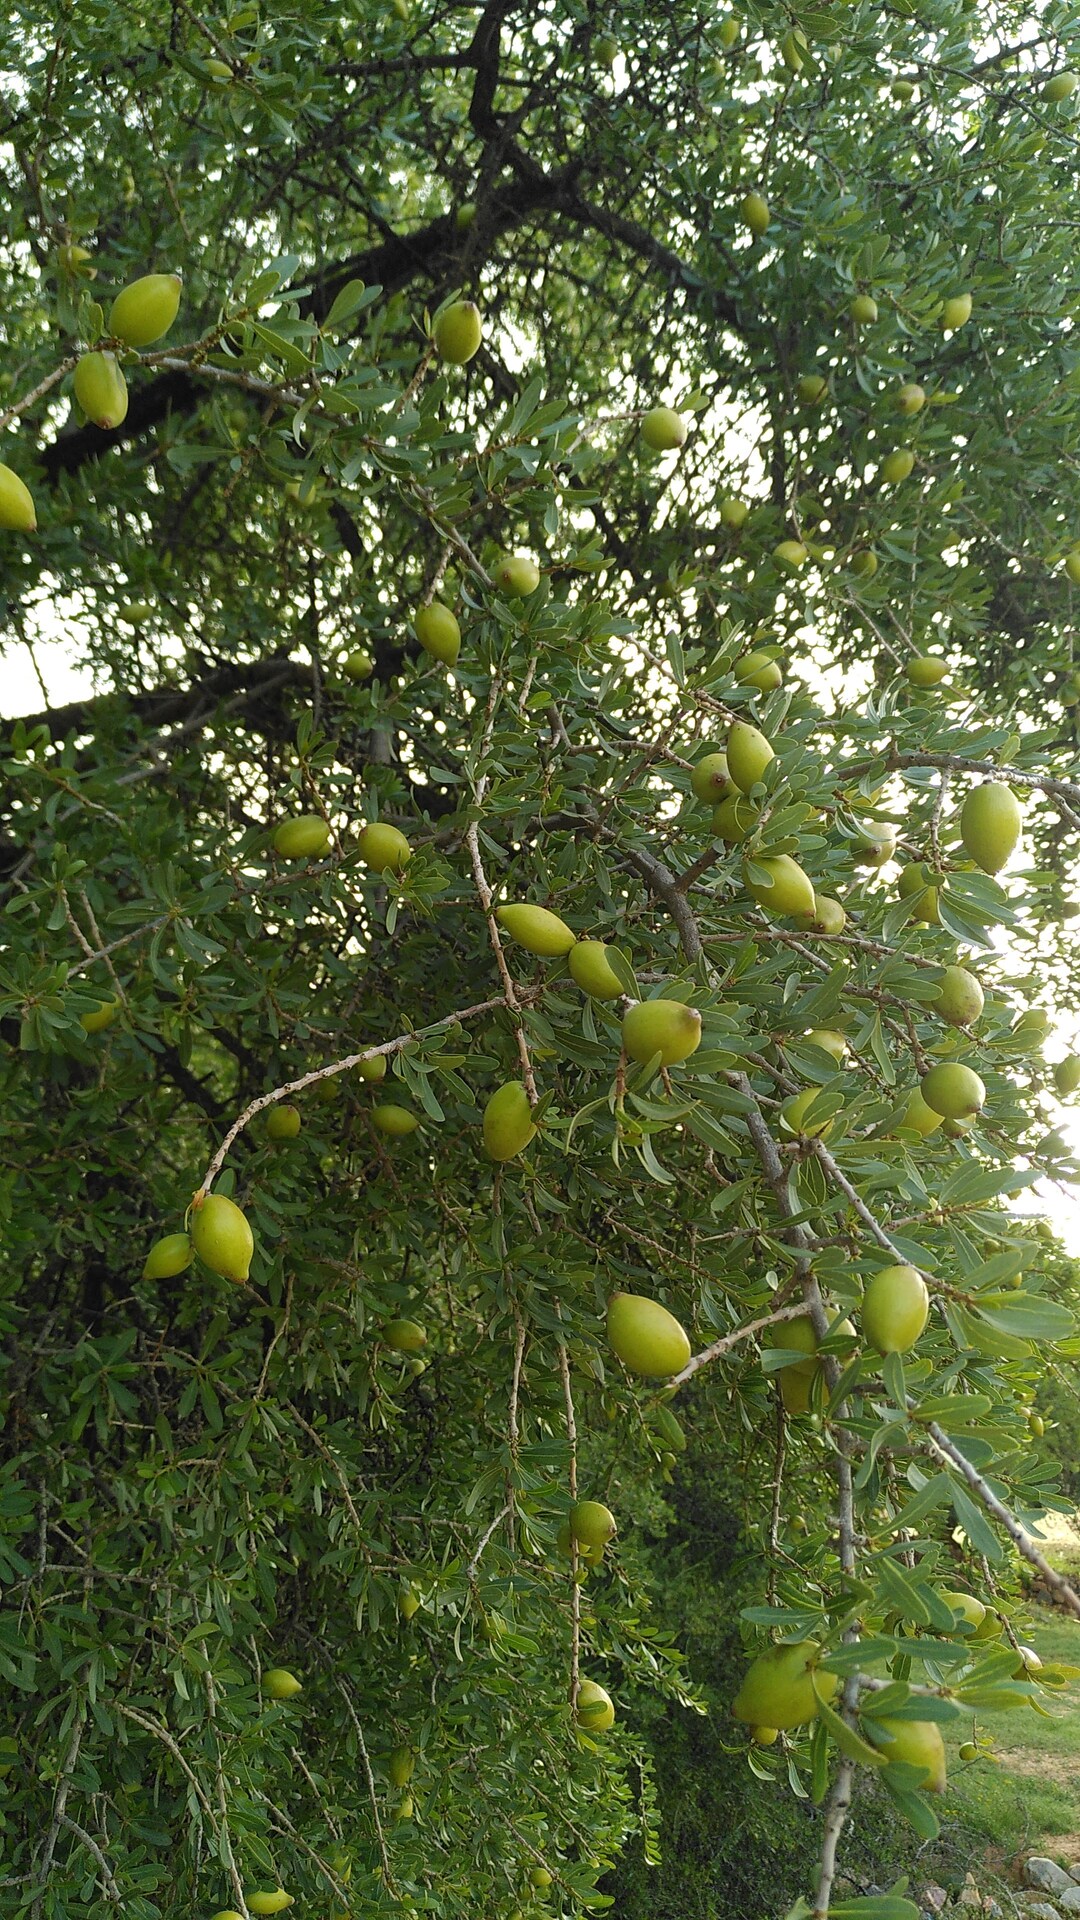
top-left (849, 549), bottom-right (878, 579)
top-left (726, 718), bottom-right (774, 791)
top-left (272, 814), bottom-right (330, 860)
top-left (0, 463), bottom-right (37, 532)
top-left (1064, 550), bottom-right (1080, 584)
top-left (405, 1355), bottom-right (426, 1377)
top-left (316, 1075), bottom-right (341, 1103)
top-left (1044, 70), bottom-right (1079, 102)
top-left (556, 1521), bottom-right (603, 1568)
top-left (735, 650), bottom-right (782, 692)
top-left (960, 781), bottom-right (1022, 873)
top-left (1054, 1054), bottom-right (1080, 1095)
top-left (575, 1678), bottom-right (615, 1731)
top-left (850, 293), bottom-right (879, 324)
top-left (372, 1103), bottom-right (419, 1137)
top-left (80, 997), bottom-right (120, 1033)
top-left (142, 1232), bottom-right (193, 1280)
top-left (861, 1264), bottom-right (929, 1353)
top-left (1013, 1646), bottom-right (1042, 1678)
top-left (73, 351), bottom-right (129, 430)
top-left (805, 1029), bottom-right (846, 1062)
top-left (907, 654), bottom-right (948, 687)
top-left (691, 750), bottom-right (732, 803)
top-left (712, 794), bottom-right (758, 842)
top-left (1030, 1410), bottom-right (1045, 1437)
top-left (415, 602), bottom-right (461, 666)
top-left (622, 998), bottom-right (702, 1067)
top-left (529, 1867), bottom-right (553, 1890)
top-left (641, 406), bottom-right (688, 451)
top-left (741, 190), bottom-right (770, 236)
top-left (57, 242), bottom-right (96, 278)
top-left (896, 382), bottom-right (926, 415)
top-left (264, 1668), bottom-right (302, 1700)
top-left (897, 861), bottom-right (939, 924)
top-left (891, 77), bottom-right (915, 101)
top-left (780, 26), bottom-right (807, 72)
top-left (732, 1642), bottom-right (836, 1730)
top-left (920, 1062), bottom-right (986, 1121)
top-left (493, 552), bottom-right (541, 596)
top-left (496, 902), bottom-right (576, 956)
top-left (205, 56), bottom-right (234, 82)
top-left (606, 1292), bottom-right (691, 1377)
top-left (383, 1318), bottom-right (426, 1353)
top-left (780, 1088), bottom-right (834, 1139)
top-left (568, 941), bottom-right (626, 999)
top-left (897, 1087), bottom-right (943, 1138)
top-left (570, 1500), bottom-right (616, 1550)
top-left (433, 299), bottom-right (482, 364)
top-left (482, 1081), bottom-right (537, 1161)
top-left (109, 272), bottom-right (182, 348)
top-left (454, 202), bottom-right (476, 232)
top-left (958, 1741), bottom-right (979, 1762)
top-left (864, 1718), bottom-right (946, 1793)
top-left (246, 1893), bottom-right (294, 1914)
top-left (938, 1590), bottom-right (985, 1634)
top-left (211, 1912), bottom-right (246, 1919)
top-left (191, 1192), bottom-right (254, 1282)
top-left (744, 853), bottom-right (816, 919)
top-left (880, 448), bottom-right (915, 485)
top-left (797, 373), bottom-right (827, 405)
top-left (941, 292), bottom-right (972, 330)
top-left (793, 894), bottom-right (847, 935)
top-left (265, 1103), bottom-right (301, 1141)
top-left (718, 15), bottom-right (740, 50)
top-left (773, 538), bottom-right (808, 570)
top-left (357, 1052), bottom-right (388, 1082)
top-left (388, 1745), bottom-right (414, 1787)
top-left (935, 965), bottom-right (984, 1028)
top-left (720, 495), bottom-right (749, 528)
top-left (357, 822), bottom-right (412, 871)
top-left (852, 822), bottom-right (897, 867)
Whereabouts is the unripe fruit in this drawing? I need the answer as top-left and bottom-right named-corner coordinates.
top-left (622, 998), bottom-right (702, 1067)
top-left (415, 602), bottom-right (460, 665)
top-left (529, 1867), bottom-right (553, 1890)
top-left (1030, 1410), bottom-right (1045, 1437)
top-left (74, 351), bottom-right (129, 429)
top-left (780, 1088), bottom-right (833, 1139)
top-left (880, 448), bottom-right (915, 485)
top-left (212, 1912), bottom-right (246, 1919)
top-left (266, 1103), bottom-right (301, 1141)
top-left (343, 647), bottom-right (373, 680)
top-left (493, 553), bottom-right (541, 596)
top-left (142, 1232), bottom-right (193, 1280)
top-left (405, 1355), bottom-right (426, 1377)
top-left (712, 794), bottom-right (758, 842)
top-left (570, 1500), bottom-right (616, 1550)
top-left (779, 1367), bottom-right (813, 1416)
top-left (496, 902), bottom-right (576, 956)
top-left (734, 650), bottom-right (782, 692)
top-left (864, 1718), bottom-right (946, 1793)
top-left (1043, 71), bottom-right (1078, 102)
top-left (433, 299), bottom-right (482, 364)
top-left (797, 374), bottom-right (827, 405)
top-left (389, 1745), bottom-right (414, 1787)
top-left (960, 781), bottom-right (1022, 873)
top-left (718, 15), bottom-right (740, 50)
top-left (781, 27), bottom-right (807, 72)
top-left (850, 293), bottom-right (878, 324)
top-left (80, 997), bottom-right (120, 1033)
top-left (383, 1318), bottom-right (426, 1353)
top-left (191, 1192), bottom-right (254, 1282)
top-left (454, 202), bottom-right (476, 232)
top-left (264, 1668), bottom-right (302, 1699)
top-left (852, 822), bottom-right (897, 867)
top-left (372, 1103), bottom-right (419, 1137)
top-left (751, 1725), bottom-right (779, 1746)
top-left (1065, 550), bottom-right (1080, 584)
top-left (357, 1052), bottom-right (388, 1082)
top-left (575, 1678), bottom-right (615, 1731)
top-left (935, 965), bottom-right (984, 1028)
top-left (1054, 1054), bottom-right (1080, 1095)
top-left (907, 654), bottom-right (948, 687)
top-left (398, 1585), bottom-right (420, 1619)
top-left (959, 1741), bottom-right (979, 1761)
top-left (641, 406), bottom-right (688, 451)
top-left (720, 495), bottom-right (749, 528)
top-left (896, 382), bottom-right (926, 415)
top-left (556, 1521), bottom-right (603, 1567)
top-left (0, 463), bottom-right (37, 532)
top-left (897, 861), bottom-right (939, 925)
top-left (849, 549), bottom-right (878, 579)
top-left (395, 1793), bottom-right (414, 1820)
top-left (742, 191), bottom-right (770, 237)
top-left (568, 941), bottom-right (626, 999)
top-left (793, 894), bottom-right (847, 935)
top-left (806, 1029), bottom-right (846, 1063)
top-left (861, 1264), bottom-right (929, 1353)
top-left (272, 814), bottom-right (330, 860)
top-left (920, 1062), bottom-right (986, 1121)
top-left (941, 292), bottom-right (972, 330)
top-left (482, 1081), bottom-right (537, 1161)
top-left (938, 1590), bottom-right (985, 1633)
top-left (898, 1087), bottom-right (943, 1138)
top-left (773, 538), bottom-right (808, 570)
top-left (109, 272), bottom-right (182, 347)
top-left (732, 1643), bottom-right (836, 1730)
top-left (247, 1894), bottom-right (294, 1914)
top-left (607, 1292), bottom-right (691, 1377)
top-left (691, 751), bottom-right (732, 803)
top-left (726, 719), bottom-right (774, 791)
top-left (891, 78), bottom-right (915, 101)
top-left (57, 242), bottom-right (96, 278)
top-left (205, 56), bottom-right (234, 82)
top-left (744, 853), bottom-right (816, 919)
top-left (357, 822), bottom-right (412, 871)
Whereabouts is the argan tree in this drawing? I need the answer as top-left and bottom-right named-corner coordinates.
top-left (5, 2), bottom-right (1080, 1917)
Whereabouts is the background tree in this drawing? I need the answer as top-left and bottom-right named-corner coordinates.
top-left (5, 3), bottom-right (1080, 1918)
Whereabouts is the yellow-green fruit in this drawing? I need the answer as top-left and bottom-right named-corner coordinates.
top-left (246, 1894), bottom-right (293, 1915)
top-left (205, 56), bottom-right (234, 82)
top-left (316, 1075), bottom-right (340, 1103)
top-left (896, 382), bottom-right (926, 415)
top-left (389, 1744), bottom-right (414, 1787)
top-left (398, 1585), bottom-right (420, 1619)
top-left (880, 448), bottom-right (915, 485)
top-left (773, 538), bottom-right (808, 570)
top-left (383, 1318), bottom-right (426, 1353)
top-left (357, 822), bottom-right (412, 871)
top-left (607, 1292), bottom-right (691, 1378)
top-left (482, 1081), bottom-right (536, 1161)
top-left (691, 751), bottom-right (732, 803)
top-left (920, 1062), bottom-right (986, 1121)
top-left (806, 1029), bottom-right (846, 1063)
top-left (718, 15), bottom-right (740, 50)
top-left (272, 814), bottom-right (330, 860)
top-left (779, 1366), bottom-right (813, 1416)
top-left (1044, 70), bottom-right (1079, 101)
top-left (1065, 549), bottom-right (1080, 584)
top-left (433, 299), bottom-right (482, 364)
top-left (960, 781), bottom-right (1022, 874)
top-left (118, 601), bottom-right (153, 624)
top-left (897, 861), bottom-right (939, 925)
top-left (142, 1232), bottom-right (193, 1280)
top-left (264, 1668), bottom-right (302, 1700)
top-left (935, 965), bottom-right (984, 1028)
top-left (720, 495), bottom-right (749, 528)
top-left (959, 1741), bottom-right (979, 1761)
top-left (941, 292), bottom-right (972, 330)
top-left (849, 549), bottom-right (878, 579)
top-left (794, 894), bottom-right (847, 935)
top-left (57, 241), bottom-right (96, 278)
top-left (797, 373), bottom-right (827, 405)
top-left (907, 654), bottom-right (948, 687)
top-left (622, 998), bottom-right (702, 1066)
top-left (751, 1725), bottom-right (779, 1746)
top-left (853, 822), bottom-right (897, 868)
top-left (938, 1590), bottom-right (986, 1634)
top-left (80, 997), bottom-right (120, 1033)
top-left (744, 854), bottom-right (816, 919)
top-left (74, 351), bottom-right (129, 430)
top-left (735, 650), bottom-right (783, 692)
top-left (712, 794), bottom-right (758, 842)
top-left (109, 272), bottom-right (182, 347)
top-left (732, 1642), bottom-right (836, 1730)
top-left (266, 1103), bottom-right (301, 1141)
top-left (212, 1912), bottom-right (246, 1919)
top-left (529, 1867), bottom-right (553, 1890)
top-left (570, 1500), bottom-right (616, 1550)
top-left (861, 1264), bottom-right (929, 1353)
top-left (742, 190), bottom-right (770, 236)
top-left (781, 26), bottom-right (807, 71)
top-left (1030, 1411), bottom-right (1046, 1438)
top-left (971, 1607), bottom-right (1003, 1642)
top-left (415, 602), bottom-right (461, 665)
top-left (568, 941), bottom-right (626, 999)
top-left (780, 1088), bottom-right (833, 1139)
top-left (454, 202), bottom-right (476, 232)
top-left (496, 902), bottom-right (576, 956)
top-left (493, 552), bottom-right (541, 596)
top-left (1054, 1054), bottom-right (1080, 1095)
top-left (372, 1103), bottom-right (419, 1137)
top-left (358, 1052), bottom-right (388, 1082)
top-left (575, 1678), bottom-right (615, 1731)
top-left (556, 1521), bottom-right (603, 1567)
top-left (891, 77), bottom-right (915, 100)
top-left (898, 1087), bottom-right (943, 1138)
top-left (864, 1718), bottom-right (946, 1793)
top-left (850, 293), bottom-right (879, 324)
top-left (1013, 1646), bottom-right (1042, 1678)
top-left (726, 719), bottom-right (774, 791)
top-left (0, 463), bottom-right (37, 532)
top-left (191, 1192), bottom-right (254, 1283)
top-left (641, 406), bottom-right (688, 451)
